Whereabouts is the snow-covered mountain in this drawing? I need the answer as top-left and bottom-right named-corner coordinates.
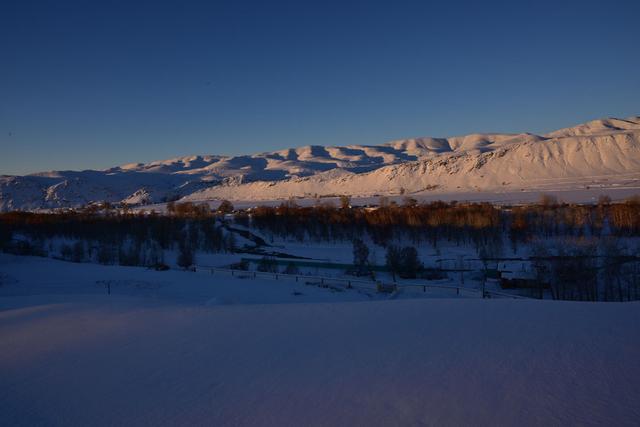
top-left (2, 116), bottom-right (640, 211)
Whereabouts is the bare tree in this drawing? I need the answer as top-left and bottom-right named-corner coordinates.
top-left (177, 241), bottom-right (195, 269)
top-left (218, 200), bottom-right (234, 214)
top-left (352, 238), bottom-right (370, 276)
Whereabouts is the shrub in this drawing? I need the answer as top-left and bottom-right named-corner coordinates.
top-left (398, 246), bottom-right (421, 278)
top-left (177, 242), bottom-right (195, 269)
top-left (230, 260), bottom-right (249, 270)
top-left (283, 262), bottom-right (299, 275)
top-left (217, 200), bottom-right (234, 214)
top-left (352, 238), bottom-right (370, 275)
top-left (257, 256), bottom-right (278, 273)
top-left (72, 241), bottom-right (85, 263)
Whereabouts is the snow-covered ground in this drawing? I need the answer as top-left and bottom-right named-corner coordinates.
top-left (1, 254), bottom-right (639, 426)
top-left (0, 254), bottom-right (378, 305)
top-left (139, 186), bottom-right (640, 213)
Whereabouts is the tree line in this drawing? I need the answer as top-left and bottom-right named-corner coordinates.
top-left (0, 207), bottom-right (236, 269)
top-left (1, 196), bottom-right (639, 301)
top-left (244, 196), bottom-right (640, 249)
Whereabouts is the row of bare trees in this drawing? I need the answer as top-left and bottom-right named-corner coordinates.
top-left (530, 237), bottom-right (640, 301)
top-left (245, 200), bottom-right (503, 248)
top-left (0, 210), bottom-right (235, 268)
top-left (509, 196), bottom-right (640, 247)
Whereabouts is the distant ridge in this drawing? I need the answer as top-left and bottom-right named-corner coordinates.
top-left (2, 116), bottom-right (640, 211)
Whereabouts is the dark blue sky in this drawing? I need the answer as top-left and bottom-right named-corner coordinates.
top-left (1, 0), bottom-right (639, 175)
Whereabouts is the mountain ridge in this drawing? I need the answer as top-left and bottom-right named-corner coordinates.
top-left (2, 116), bottom-right (639, 211)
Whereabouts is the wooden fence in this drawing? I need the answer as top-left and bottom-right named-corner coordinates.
top-left (194, 265), bottom-right (530, 299)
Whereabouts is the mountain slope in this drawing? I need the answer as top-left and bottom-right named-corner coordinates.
top-left (2, 116), bottom-right (639, 210)
top-left (184, 130), bottom-right (640, 201)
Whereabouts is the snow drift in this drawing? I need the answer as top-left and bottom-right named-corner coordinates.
top-left (1, 294), bottom-right (639, 426)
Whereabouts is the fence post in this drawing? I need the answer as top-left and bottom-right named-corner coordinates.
top-left (231, 270), bottom-right (234, 277)
top-left (423, 285), bottom-right (426, 292)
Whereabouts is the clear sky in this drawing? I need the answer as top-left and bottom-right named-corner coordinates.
top-left (1, 0), bottom-right (639, 175)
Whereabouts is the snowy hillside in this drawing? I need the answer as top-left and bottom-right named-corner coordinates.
top-left (1, 254), bottom-right (639, 426)
top-left (2, 116), bottom-right (640, 211)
